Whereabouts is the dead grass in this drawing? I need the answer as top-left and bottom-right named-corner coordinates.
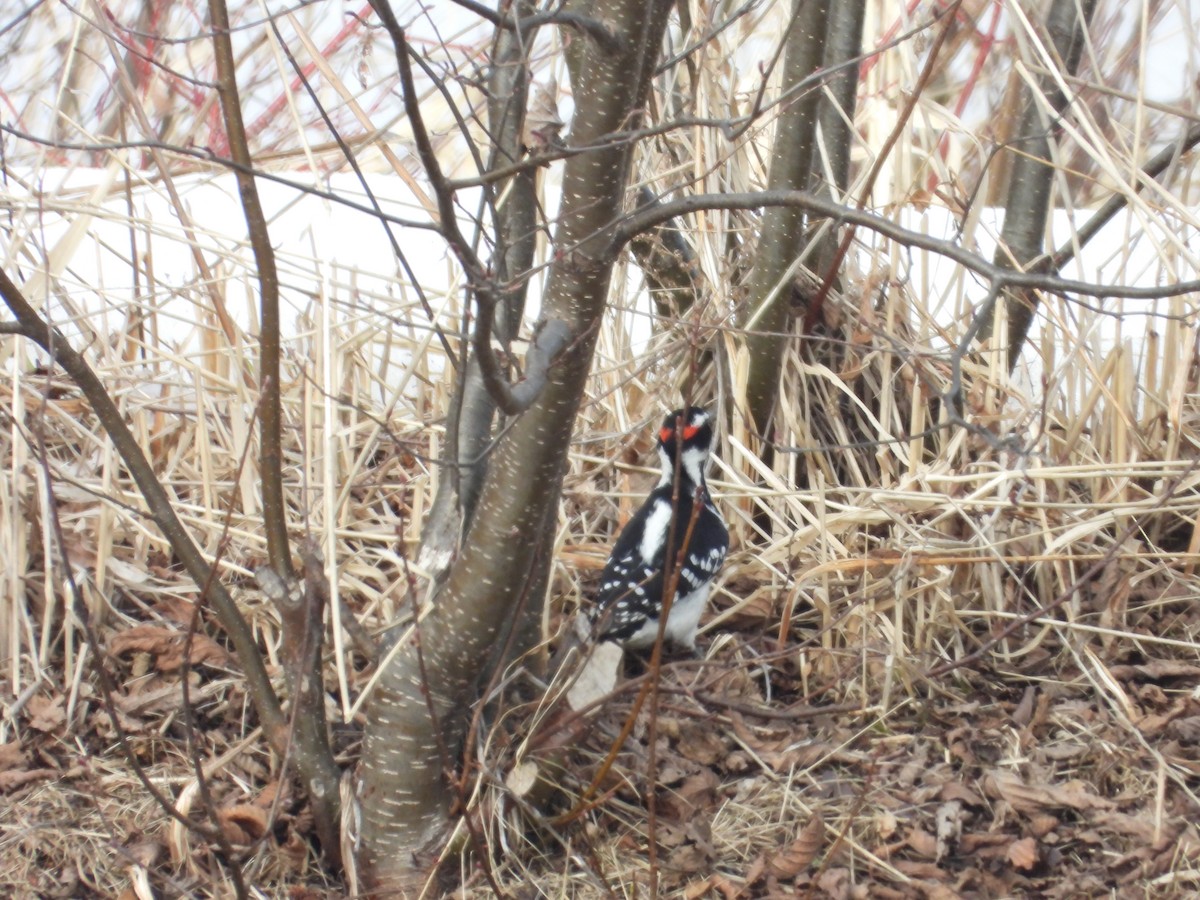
top-left (6, 242), bottom-right (1200, 896)
top-left (5, 1), bottom-right (1200, 897)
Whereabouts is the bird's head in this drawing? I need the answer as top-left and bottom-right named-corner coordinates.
top-left (657, 407), bottom-right (714, 486)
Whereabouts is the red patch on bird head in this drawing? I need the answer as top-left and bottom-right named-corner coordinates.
top-left (662, 420), bottom-right (702, 443)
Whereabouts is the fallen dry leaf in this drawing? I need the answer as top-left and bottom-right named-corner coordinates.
top-left (254, 780), bottom-right (285, 808)
top-left (219, 803), bottom-right (269, 845)
top-left (1091, 809), bottom-right (1176, 846)
top-left (0, 741), bottom-right (27, 771)
top-left (896, 741), bottom-right (930, 787)
top-left (906, 826), bottom-right (939, 859)
top-left (814, 865), bottom-right (864, 899)
top-left (1166, 716), bottom-right (1200, 743)
top-left (893, 859), bottom-right (951, 880)
top-left (677, 720), bottom-right (729, 767)
top-left (682, 873), bottom-right (741, 900)
top-left (769, 813), bottom-right (824, 879)
top-left (662, 768), bottom-right (720, 820)
top-left (665, 843), bottom-right (709, 875)
top-left (1109, 660), bottom-right (1200, 681)
top-left (1007, 836), bottom-right (1039, 871)
top-left (983, 769), bottom-right (1114, 815)
top-left (958, 832), bottom-right (1010, 855)
top-left (1012, 686), bottom-right (1036, 727)
top-left (109, 624), bottom-right (231, 671)
top-left (728, 712), bottom-right (805, 771)
top-left (0, 767), bottom-right (58, 792)
top-left (745, 813), bottom-right (824, 886)
top-left (938, 780), bottom-right (983, 806)
top-left (1028, 813), bottom-right (1059, 838)
top-left (25, 694), bottom-right (66, 732)
top-left (919, 883), bottom-right (965, 900)
top-left (114, 672), bottom-right (202, 716)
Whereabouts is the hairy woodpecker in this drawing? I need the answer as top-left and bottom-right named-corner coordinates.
top-left (589, 407), bottom-right (728, 650)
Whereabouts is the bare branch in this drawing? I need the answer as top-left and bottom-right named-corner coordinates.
top-left (370, 0), bottom-right (555, 414)
top-left (447, 0), bottom-right (624, 52)
top-left (367, 0), bottom-right (485, 281)
top-left (1049, 120), bottom-right (1200, 272)
top-left (209, 0), bottom-right (291, 577)
top-left (613, 189), bottom-right (1200, 302)
top-left (0, 266), bottom-right (289, 754)
top-left (263, 12), bottom-right (459, 369)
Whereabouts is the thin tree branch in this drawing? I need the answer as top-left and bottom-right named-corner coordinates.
top-left (0, 122), bottom-right (441, 230)
top-left (370, 0), bottom-right (560, 415)
top-left (446, 0), bottom-right (623, 52)
top-left (264, 11), bottom-right (458, 368)
top-left (612, 189), bottom-right (1200, 301)
top-left (1049, 120), bottom-right (1200, 272)
top-left (0, 267), bottom-right (289, 754)
top-left (208, 0), bottom-right (291, 578)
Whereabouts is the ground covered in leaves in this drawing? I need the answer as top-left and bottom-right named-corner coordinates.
top-left (513, 641), bottom-right (1200, 898)
top-left (5, 557), bottom-right (1200, 899)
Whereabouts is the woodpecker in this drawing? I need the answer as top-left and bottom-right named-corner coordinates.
top-left (589, 407), bottom-right (728, 651)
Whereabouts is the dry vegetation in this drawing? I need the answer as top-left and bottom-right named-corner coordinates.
top-left (5, 0), bottom-right (1200, 897)
top-left (6, 234), bottom-right (1200, 897)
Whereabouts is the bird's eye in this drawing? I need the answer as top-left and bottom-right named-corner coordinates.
top-left (682, 424), bottom-right (700, 440)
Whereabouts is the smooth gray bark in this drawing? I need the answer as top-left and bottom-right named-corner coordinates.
top-left (356, 0), bottom-right (674, 890)
top-left (419, 5), bottom-right (540, 579)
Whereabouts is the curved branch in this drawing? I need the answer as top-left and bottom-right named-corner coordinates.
top-left (0, 267), bottom-right (288, 752)
top-left (447, 0), bottom-right (624, 52)
top-left (473, 312), bottom-right (575, 416)
top-left (613, 189), bottom-right (1200, 301)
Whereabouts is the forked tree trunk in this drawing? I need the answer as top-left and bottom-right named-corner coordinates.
top-left (418, 4), bottom-right (540, 578)
top-left (355, 0), bottom-right (674, 891)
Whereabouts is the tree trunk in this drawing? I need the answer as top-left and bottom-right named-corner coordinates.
top-left (355, 0), bottom-right (674, 891)
top-left (740, 0), bottom-right (829, 436)
top-left (986, 0), bottom-right (1097, 368)
top-left (418, 4), bottom-right (540, 578)
top-left (810, 0), bottom-right (866, 281)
